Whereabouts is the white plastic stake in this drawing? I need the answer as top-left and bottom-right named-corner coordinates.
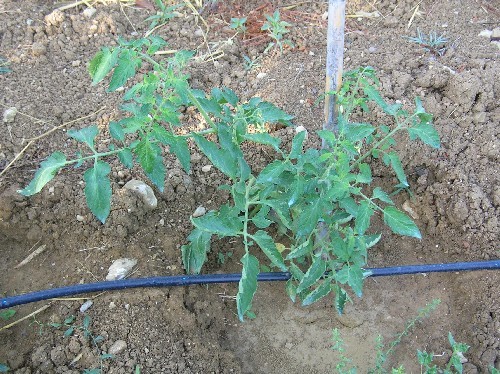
top-left (324, 0), bottom-right (346, 143)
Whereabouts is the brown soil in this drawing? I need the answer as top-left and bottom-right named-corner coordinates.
top-left (1, 0), bottom-right (499, 373)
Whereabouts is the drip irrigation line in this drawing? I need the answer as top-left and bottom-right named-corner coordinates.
top-left (1, 260), bottom-right (499, 309)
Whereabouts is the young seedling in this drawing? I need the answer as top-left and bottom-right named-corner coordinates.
top-left (405, 28), bottom-right (448, 56)
top-left (261, 10), bottom-right (294, 54)
top-left (144, 0), bottom-right (182, 37)
top-left (230, 17), bottom-right (247, 34)
top-left (20, 36), bottom-right (440, 321)
top-left (242, 54), bottom-right (261, 71)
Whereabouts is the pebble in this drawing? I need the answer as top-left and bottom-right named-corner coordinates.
top-left (76, 214), bottom-right (85, 222)
top-left (192, 206), bottom-right (206, 218)
top-left (402, 200), bottom-right (419, 219)
top-left (295, 125), bottom-right (308, 140)
top-left (3, 107), bottom-right (17, 123)
top-left (83, 8), bottom-right (97, 19)
top-left (79, 300), bottom-right (93, 313)
top-left (201, 165), bottom-right (212, 172)
top-left (368, 46), bottom-right (377, 53)
top-left (124, 180), bottom-right (157, 209)
top-left (106, 258), bottom-right (137, 281)
top-left (31, 42), bottom-right (47, 56)
top-left (71, 60), bottom-right (81, 67)
top-left (108, 340), bottom-right (127, 355)
top-left (256, 72), bottom-right (267, 79)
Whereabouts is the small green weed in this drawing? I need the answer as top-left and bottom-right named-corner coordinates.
top-left (230, 17), bottom-right (247, 34)
top-left (0, 309), bottom-right (15, 372)
top-left (31, 314), bottom-right (113, 373)
top-left (332, 300), bottom-right (471, 374)
top-left (242, 54), bottom-right (261, 71)
top-left (144, 0), bottom-right (182, 36)
top-left (217, 251), bottom-right (233, 264)
top-left (0, 56), bottom-right (11, 74)
top-left (405, 28), bottom-right (448, 56)
top-left (261, 10), bottom-right (294, 54)
top-left (20, 35), bottom-right (440, 321)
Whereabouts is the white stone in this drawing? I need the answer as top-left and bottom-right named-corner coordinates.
top-left (256, 72), bottom-right (267, 79)
top-left (124, 180), bottom-right (157, 209)
top-left (3, 107), bottom-right (17, 123)
top-left (478, 30), bottom-right (493, 38)
top-left (192, 206), bottom-right (206, 218)
top-left (295, 125), bottom-right (308, 140)
top-left (79, 300), bottom-right (93, 313)
top-left (106, 258), bottom-right (137, 281)
top-left (201, 165), bottom-right (212, 172)
top-left (108, 340), bottom-right (127, 355)
top-left (83, 8), bottom-right (97, 19)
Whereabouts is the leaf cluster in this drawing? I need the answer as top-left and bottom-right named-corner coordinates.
top-left (20, 38), bottom-right (441, 321)
top-left (261, 10), bottom-right (294, 53)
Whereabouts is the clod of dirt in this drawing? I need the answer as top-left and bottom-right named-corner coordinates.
top-left (123, 180), bottom-right (157, 209)
top-left (2, 107), bottom-right (17, 123)
top-left (106, 258), bottom-right (137, 281)
top-left (83, 8), bottom-right (97, 19)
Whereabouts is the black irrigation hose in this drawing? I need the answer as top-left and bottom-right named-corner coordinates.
top-left (1, 260), bottom-right (499, 309)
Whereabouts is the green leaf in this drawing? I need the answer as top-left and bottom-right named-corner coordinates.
top-left (256, 160), bottom-right (288, 184)
top-left (336, 265), bottom-right (364, 297)
top-left (152, 126), bottom-right (190, 173)
top-left (265, 199), bottom-right (292, 229)
top-left (117, 148), bottom-right (134, 169)
top-left (251, 230), bottom-right (286, 271)
top-left (181, 228), bottom-right (212, 274)
top-left (109, 49), bottom-right (141, 91)
top-left (286, 279), bottom-right (297, 302)
top-left (372, 187), bottom-right (393, 204)
top-left (0, 363), bottom-right (9, 373)
top-left (295, 196), bottom-right (324, 238)
top-left (357, 163), bottom-right (372, 184)
top-left (257, 101), bottom-right (293, 123)
top-left (237, 253), bottom-right (259, 321)
top-left (384, 152), bottom-right (408, 187)
top-left (243, 133), bottom-right (281, 153)
top-left (192, 211), bottom-right (242, 237)
top-left (68, 125), bottom-right (99, 149)
top-left (83, 315), bottom-right (91, 329)
top-left (408, 121), bottom-right (440, 149)
top-left (192, 133), bottom-right (237, 179)
top-left (289, 130), bottom-right (306, 159)
top-left (355, 201), bottom-right (374, 235)
top-left (252, 206), bottom-right (273, 229)
top-left (334, 285), bottom-right (349, 314)
top-left (135, 140), bottom-right (165, 191)
top-left (109, 121), bottom-right (125, 142)
top-left (289, 261), bottom-right (304, 281)
top-left (0, 309), bottom-right (15, 320)
top-left (296, 259), bottom-right (326, 294)
top-left (383, 206), bottom-right (421, 239)
top-left (19, 152), bottom-right (67, 196)
top-left (286, 240), bottom-right (312, 260)
top-left (64, 327), bottom-right (74, 337)
top-left (362, 83), bottom-right (401, 116)
top-left (89, 47), bottom-right (119, 85)
top-left (342, 122), bottom-right (375, 142)
top-left (84, 161), bottom-right (112, 223)
top-left (302, 281), bottom-right (332, 306)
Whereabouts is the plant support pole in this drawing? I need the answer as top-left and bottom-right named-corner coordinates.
top-left (323, 0), bottom-right (346, 143)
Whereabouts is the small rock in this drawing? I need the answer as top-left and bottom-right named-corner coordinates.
top-left (402, 200), bottom-right (419, 219)
top-left (71, 60), bottom-right (81, 67)
top-left (3, 107), bottom-right (17, 123)
top-left (201, 165), bottom-right (212, 172)
top-left (31, 42), bottom-right (47, 56)
top-left (368, 46), bottom-right (377, 53)
top-left (106, 258), bottom-right (137, 281)
top-left (308, 51), bottom-right (315, 56)
top-left (124, 180), bottom-right (157, 209)
top-left (335, 313), bottom-right (364, 328)
top-left (492, 27), bottom-right (500, 38)
top-left (76, 215), bottom-right (85, 222)
top-left (256, 72), bottom-right (267, 79)
top-left (192, 206), bottom-right (206, 218)
top-left (478, 30), bottom-right (493, 38)
top-left (83, 7), bottom-right (97, 18)
top-left (159, 218), bottom-right (165, 226)
top-left (295, 125), bottom-right (308, 140)
top-left (108, 340), bottom-right (127, 355)
top-left (456, 351), bottom-right (468, 364)
top-left (194, 28), bottom-right (204, 37)
top-left (109, 301), bottom-right (116, 309)
top-left (79, 300), bottom-right (93, 313)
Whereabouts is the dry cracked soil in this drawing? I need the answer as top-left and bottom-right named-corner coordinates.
top-left (0, 0), bottom-right (499, 373)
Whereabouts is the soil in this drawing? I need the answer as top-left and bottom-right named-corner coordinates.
top-left (1, 0), bottom-right (499, 373)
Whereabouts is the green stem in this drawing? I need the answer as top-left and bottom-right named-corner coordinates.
top-left (242, 177), bottom-right (256, 254)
